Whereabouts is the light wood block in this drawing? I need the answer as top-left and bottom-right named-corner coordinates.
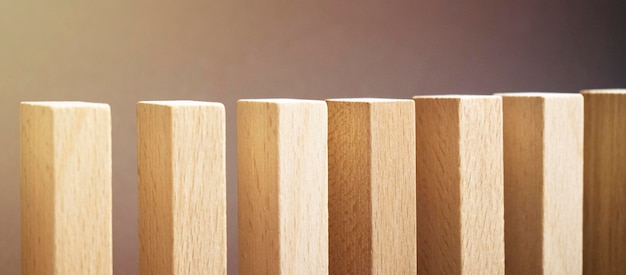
top-left (327, 98), bottom-right (417, 274)
top-left (20, 102), bottom-right (112, 275)
top-left (414, 95), bottom-right (504, 275)
top-left (582, 89), bottom-right (626, 275)
top-left (237, 99), bottom-right (328, 275)
top-left (137, 101), bottom-right (226, 275)
top-left (499, 93), bottom-right (583, 274)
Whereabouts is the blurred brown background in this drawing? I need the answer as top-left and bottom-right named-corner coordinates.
top-left (1, 0), bottom-right (625, 274)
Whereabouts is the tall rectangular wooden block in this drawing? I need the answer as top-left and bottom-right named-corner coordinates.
top-left (137, 101), bottom-right (226, 274)
top-left (500, 93), bottom-right (583, 274)
top-left (237, 99), bottom-right (328, 274)
top-left (582, 89), bottom-right (626, 275)
top-left (327, 99), bottom-right (417, 274)
top-left (414, 95), bottom-right (504, 275)
top-left (20, 102), bottom-right (112, 275)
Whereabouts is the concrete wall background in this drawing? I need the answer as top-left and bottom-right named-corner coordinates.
top-left (1, 0), bottom-right (624, 274)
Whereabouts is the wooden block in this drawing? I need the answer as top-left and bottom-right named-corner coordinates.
top-left (499, 93), bottom-right (583, 274)
top-left (413, 95), bottom-right (504, 275)
top-left (237, 99), bottom-right (328, 274)
top-left (20, 102), bottom-right (112, 275)
top-left (327, 99), bottom-right (417, 274)
top-left (582, 89), bottom-right (626, 275)
top-left (137, 101), bottom-right (226, 275)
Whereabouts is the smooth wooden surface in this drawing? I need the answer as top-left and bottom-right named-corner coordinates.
top-left (500, 93), bottom-right (583, 274)
top-left (414, 95), bottom-right (504, 275)
top-left (237, 99), bottom-right (328, 274)
top-left (20, 102), bottom-right (112, 275)
top-left (327, 99), bottom-right (417, 274)
top-left (582, 89), bottom-right (626, 275)
top-left (137, 101), bottom-right (226, 275)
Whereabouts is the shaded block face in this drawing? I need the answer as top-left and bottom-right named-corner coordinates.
top-left (237, 99), bottom-right (328, 275)
top-left (414, 95), bottom-right (504, 275)
top-left (137, 101), bottom-right (227, 275)
top-left (500, 93), bottom-right (583, 275)
top-left (582, 90), bottom-right (626, 275)
top-left (20, 102), bottom-right (112, 275)
top-left (327, 99), bottom-right (417, 275)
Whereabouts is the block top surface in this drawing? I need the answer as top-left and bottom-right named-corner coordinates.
top-left (238, 98), bottom-right (325, 105)
top-left (413, 94), bottom-right (496, 99)
top-left (581, 89), bottom-right (626, 95)
top-left (21, 101), bottom-right (109, 109)
top-left (496, 92), bottom-right (582, 98)
top-left (326, 98), bottom-right (412, 103)
top-left (138, 100), bottom-right (224, 108)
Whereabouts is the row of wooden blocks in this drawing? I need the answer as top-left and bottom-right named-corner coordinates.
top-left (19, 89), bottom-right (625, 274)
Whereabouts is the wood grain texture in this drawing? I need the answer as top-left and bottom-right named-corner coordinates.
top-left (582, 89), bottom-right (626, 275)
top-left (237, 99), bottom-right (328, 275)
top-left (414, 95), bottom-right (504, 275)
top-left (327, 99), bottom-right (417, 274)
top-left (20, 102), bottom-right (112, 275)
top-left (500, 93), bottom-right (583, 275)
top-left (137, 101), bottom-right (226, 275)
